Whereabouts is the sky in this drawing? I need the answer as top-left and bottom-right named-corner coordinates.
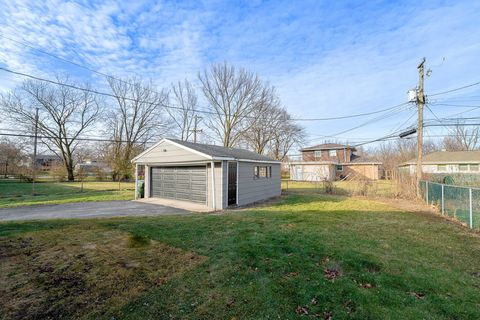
top-left (1, 0), bottom-right (480, 151)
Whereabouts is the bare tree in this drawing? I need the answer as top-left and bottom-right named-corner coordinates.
top-left (241, 86), bottom-right (285, 154)
top-left (199, 62), bottom-right (266, 147)
top-left (372, 138), bottom-right (439, 172)
top-left (165, 80), bottom-right (198, 141)
top-left (106, 77), bottom-right (169, 180)
top-left (268, 112), bottom-right (306, 161)
top-left (0, 139), bottom-right (25, 178)
top-left (442, 124), bottom-right (479, 151)
top-left (1, 78), bottom-right (100, 181)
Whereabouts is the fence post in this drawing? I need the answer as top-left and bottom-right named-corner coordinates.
top-left (425, 181), bottom-right (429, 204)
top-left (469, 188), bottom-right (473, 229)
top-left (441, 184), bottom-right (444, 215)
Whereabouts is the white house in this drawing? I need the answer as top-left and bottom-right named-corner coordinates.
top-left (398, 150), bottom-right (480, 175)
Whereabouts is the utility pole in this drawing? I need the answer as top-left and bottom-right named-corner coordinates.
top-left (416, 58), bottom-right (426, 197)
top-left (191, 115), bottom-right (202, 143)
top-left (32, 107), bottom-right (39, 196)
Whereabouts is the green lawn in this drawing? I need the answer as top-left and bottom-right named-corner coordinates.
top-left (0, 181), bottom-right (135, 208)
top-left (282, 179), bottom-right (398, 197)
top-left (1, 194), bottom-right (480, 319)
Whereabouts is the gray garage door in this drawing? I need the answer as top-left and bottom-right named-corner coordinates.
top-left (151, 166), bottom-right (206, 204)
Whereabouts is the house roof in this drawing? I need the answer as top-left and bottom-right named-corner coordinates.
top-left (401, 150), bottom-right (480, 165)
top-left (133, 138), bottom-right (279, 163)
top-left (301, 143), bottom-right (356, 152)
top-left (348, 156), bottom-right (382, 165)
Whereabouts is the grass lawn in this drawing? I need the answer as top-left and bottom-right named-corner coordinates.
top-left (282, 179), bottom-right (398, 198)
top-left (0, 181), bottom-right (135, 208)
top-left (1, 194), bottom-right (480, 319)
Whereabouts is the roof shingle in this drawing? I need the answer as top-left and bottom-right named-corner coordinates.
top-left (301, 143), bottom-right (356, 151)
top-left (168, 138), bottom-right (277, 162)
top-left (402, 150), bottom-right (480, 164)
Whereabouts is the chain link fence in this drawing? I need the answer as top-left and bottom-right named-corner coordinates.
top-left (419, 180), bottom-right (480, 230)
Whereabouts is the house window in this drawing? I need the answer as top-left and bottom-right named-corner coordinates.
top-left (459, 164), bottom-right (469, 171)
top-left (314, 151), bottom-right (322, 159)
top-left (336, 165), bottom-right (343, 171)
top-left (470, 164), bottom-right (479, 171)
top-left (254, 166), bottom-right (272, 179)
top-left (437, 164), bottom-right (447, 171)
top-left (329, 150), bottom-right (336, 157)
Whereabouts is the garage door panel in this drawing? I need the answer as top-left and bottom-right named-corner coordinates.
top-left (151, 166), bottom-right (206, 204)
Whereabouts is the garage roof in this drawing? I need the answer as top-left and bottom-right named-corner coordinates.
top-left (133, 138), bottom-right (279, 163)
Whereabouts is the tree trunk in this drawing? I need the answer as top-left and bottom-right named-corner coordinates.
top-left (66, 157), bottom-right (75, 181)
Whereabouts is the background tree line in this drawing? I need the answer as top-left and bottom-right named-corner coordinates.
top-left (0, 62), bottom-right (305, 181)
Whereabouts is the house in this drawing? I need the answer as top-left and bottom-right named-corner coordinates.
top-left (75, 159), bottom-right (112, 175)
top-left (132, 138), bottom-right (281, 211)
top-left (21, 154), bottom-right (62, 171)
top-left (289, 143), bottom-right (382, 181)
top-left (398, 150), bottom-right (480, 175)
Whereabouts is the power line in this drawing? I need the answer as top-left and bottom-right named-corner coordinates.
top-left (0, 66), bottom-right (413, 122)
top-left (0, 131), bottom-right (154, 144)
top-left (0, 32), bottom-right (173, 97)
top-left (307, 103), bottom-right (410, 142)
top-left (428, 81), bottom-right (480, 97)
top-left (290, 102), bottom-right (410, 121)
top-left (0, 66), bottom-right (219, 115)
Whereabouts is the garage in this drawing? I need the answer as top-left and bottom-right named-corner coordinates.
top-left (150, 166), bottom-right (206, 204)
top-left (132, 138), bottom-right (281, 211)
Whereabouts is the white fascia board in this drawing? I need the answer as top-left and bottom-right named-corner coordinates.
top-left (402, 161), bottom-right (480, 165)
top-left (341, 162), bottom-right (382, 165)
top-left (237, 159), bottom-right (281, 164)
top-left (212, 157), bottom-right (235, 161)
top-left (134, 160), bottom-right (212, 166)
top-left (288, 161), bottom-right (336, 165)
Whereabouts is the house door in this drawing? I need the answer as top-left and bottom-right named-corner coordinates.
top-left (228, 162), bottom-right (237, 206)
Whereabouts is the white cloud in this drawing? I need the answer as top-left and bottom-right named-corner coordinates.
top-left (0, 0), bottom-right (479, 147)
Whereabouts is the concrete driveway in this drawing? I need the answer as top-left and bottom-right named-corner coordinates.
top-left (0, 201), bottom-right (189, 221)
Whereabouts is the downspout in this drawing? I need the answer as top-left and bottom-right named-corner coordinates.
top-left (211, 161), bottom-right (216, 210)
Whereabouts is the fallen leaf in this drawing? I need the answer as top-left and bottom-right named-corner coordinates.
top-left (311, 297), bottom-right (317, 305)
top-left (324, 267), bottom-right (342, 280)
top-left (285, 272), bottom-right (299, 278)
top-left (410, 292), bottom-right (426, 299)
top-left (295, 305), bottom-right (309, 315)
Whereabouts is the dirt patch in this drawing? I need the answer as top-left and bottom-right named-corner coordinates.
top-left (0, 226), bottom-right (206, 319)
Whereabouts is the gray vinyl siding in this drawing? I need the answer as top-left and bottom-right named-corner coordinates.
top-left (237, 162), bottom-right (281, 206)
top-left (136, 141), bottom-right (208, 163)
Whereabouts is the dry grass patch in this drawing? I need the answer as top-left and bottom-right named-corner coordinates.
top-left (0, 225), bottom-right (206, 320)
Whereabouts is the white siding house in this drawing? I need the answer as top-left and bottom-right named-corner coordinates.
top-left (398, 150), bottom-right (480, 175)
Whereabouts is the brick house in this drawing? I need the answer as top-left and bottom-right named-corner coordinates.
top-left (289, 143), bottom-right (382, 181)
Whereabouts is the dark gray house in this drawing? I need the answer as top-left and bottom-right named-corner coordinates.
top-left (132, 138), bottom-right (281, 211)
